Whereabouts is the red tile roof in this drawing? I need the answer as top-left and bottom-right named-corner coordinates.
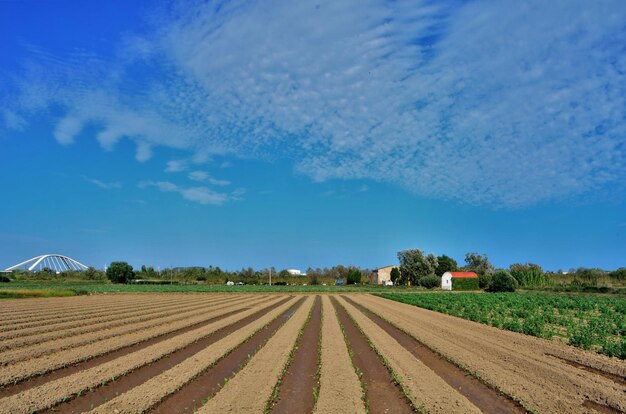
top-left (449, 272), bottom-right (478, 278)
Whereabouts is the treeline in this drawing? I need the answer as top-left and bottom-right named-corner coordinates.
top-left (4, 262), bottom-right (371, 286)
top-left (392, 248), bottom-right (625, 292)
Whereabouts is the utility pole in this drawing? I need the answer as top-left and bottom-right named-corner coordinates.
top-left (269, 267), bottom-right (272, 286)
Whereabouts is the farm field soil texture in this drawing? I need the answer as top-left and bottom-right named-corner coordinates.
top-left (0, 293), bottom-right (623, 413)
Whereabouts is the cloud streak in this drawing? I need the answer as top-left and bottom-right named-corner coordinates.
top-left (139, 180), bottom-right (241, 205)
top-left (4, 0), bottom-right (626, 207)
top-left (83, 176), bottom-right (122, 190)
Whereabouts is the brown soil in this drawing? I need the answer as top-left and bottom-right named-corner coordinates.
top-left (330, 297), bottom-right (415, 414)
top-left (0, 295), bottom-right (271, 386)
top-left (150, 297), bottom-right (307, 414)
top-left (0, 295), bottom-right (207, 334)
top-left (0, 296), bottom-right (245, 361)
top-left (342, 296), bottom-right (525, 414)
top-left (40, 296), bottom-right (295, 414)
top-left (314, 296), bottom-right (365, 414)
top-left (547, 353), bottom-right (626, 387)
top-left (270, 296), bottom-right (322, 414)
top-left (196, 297), bottom-right (314, 413)
top-left (90, 297), bottom-right (302, 414)
top-left (0, 295), bottom-right (165, 326)
top-left (0, 296), bottom-right (293, 414)
top-left (355, 294), bottom-right (626, 413)
top-left (0, 295), bottom-right (213, 338)
top-left (583, 400), bottom-right (623, 414)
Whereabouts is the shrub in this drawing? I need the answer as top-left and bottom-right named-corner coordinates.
top-left (0, 275), bottom-right (11, 283)
top-left (419, 275), bottom-right (440, 289)
top-left (478, 273), bottom-right (492, 289)
top-left (390, 267), bottom-right (400, 284)
top-left (106, 262), bottom-right (134, 284)
top-left (486, 270), bottom-right (518, 292)
top-left (452, 278), bottom-right (480, 290)
top-left (346, 269), bottom-right (362, 285)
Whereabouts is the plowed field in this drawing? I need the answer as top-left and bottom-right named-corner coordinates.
top-left (0, 293), bottom-right (623, 413)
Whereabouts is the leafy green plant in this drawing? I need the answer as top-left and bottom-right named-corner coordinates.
top-left (377, 292), bottom-right (625, 359)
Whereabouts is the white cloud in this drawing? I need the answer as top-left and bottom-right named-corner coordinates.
top-left (139, 180), bottom-right (239, 205)
top-left (188, 170), bottom-right (231, 186)
top-left (83, 176), bottom-right (122, 190)
top-left (165, 159), bottom-right (188, 173)
top-left (3, 110), bottom-right (26, 131)
top-left (4, 0), bottom-right (626, 207)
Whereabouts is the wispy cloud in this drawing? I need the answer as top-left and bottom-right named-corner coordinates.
top-left (83, 176), bottom-right (122, 190)
top-left (188, 170), bottom-right (230, 186)
top-left (4, 0), bottom-right (626, 207)
top-left (138, 180), bottom-right (242, 205)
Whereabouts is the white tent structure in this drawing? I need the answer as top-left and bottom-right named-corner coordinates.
top-left (5, 254), bottom-right (89, 273)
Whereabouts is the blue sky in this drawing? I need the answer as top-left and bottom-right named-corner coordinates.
top-left (1, 0), bottom-right (625, 271)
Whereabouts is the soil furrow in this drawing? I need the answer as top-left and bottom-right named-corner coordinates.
top-left (0, 295), bottom-right (227, 340)
top-left (86, 297), bottom-right (303, 414)
top-left (342, 296), bottom-right (525, 414)
top-left (0, 295), bottom-right (273, 389)
top-left (147, 297), bottom-right (308, 414)
top-left (0, 295), bottom-right (255, 362)
top-left (546, 354), bottom-right (626, 387)
top-left (40, 296), bottom-right (297, 414)
top-left (0, 295), bottom-right (203, 329)
top-left (330, 296), bottom-right (415, 414)
top-left (0, 296), bottom-right (292, 414)
top-left (196, 296), bottom-right (314, 414)
top-left (314, 296), bottom-right (365, 414)
top-left (0, 296), bottom-right (162, 322)
top-left (269, 295), bottom-right (322, 414)
top-left (358, 294), bottom-right (626, 413)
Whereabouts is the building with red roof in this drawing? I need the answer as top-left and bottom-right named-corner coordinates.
top-left (441, 271), bottom-right (478, 290)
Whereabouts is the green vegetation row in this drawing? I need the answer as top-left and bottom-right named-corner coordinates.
top-left (378, 292), bottom-right (626, 359)
top-left (0, 281), bottom-right (427, 294)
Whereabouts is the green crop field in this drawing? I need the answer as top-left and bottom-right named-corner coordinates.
top-left (0, 281), bottom-right (420, 295)
top-left (378, 292), bottom-right (626, 359)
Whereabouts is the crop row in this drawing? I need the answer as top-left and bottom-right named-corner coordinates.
top-left (378, 292), bottom-right (626, 359)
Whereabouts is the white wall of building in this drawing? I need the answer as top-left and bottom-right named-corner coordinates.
top-left (441, 272), bottom-right (452, 290)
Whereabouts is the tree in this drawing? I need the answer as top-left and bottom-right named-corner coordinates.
top-left (509, 263), bottom-right (546, 287)
top-left (106, 262), bottom-right (134, 284)
top-left (609, 267), bottom-right (626, 281)
top-left (420, 275), bottom-right (441, 289)
top-left (486, 270), bottom-right (518, 292)
top-left (84, 267), bottom-right (104, 281)
top-left (390, 267), bottom-right (400, 285)
top-left (346, 269), bottom-right (362, 285)
top-left (397, 249), bottom-right (438, 285)
top-left (435, 255), bottom-right (458, 276)
top-left (463, 252), bottom-right (494, 289)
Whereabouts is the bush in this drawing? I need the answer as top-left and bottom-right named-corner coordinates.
top-left (487, 270), bottom-right (518, 292)
top-left (419, 275), bottom-right (440, 289)
top-left (478, 273), bottom-right (492, 289)
top-left (106, 262), bottom-right (134, 284)
top-left (0, 275), bottom-right (11, 283)
top-left (452, 278), bottom-right (480, 290)
top-left (346, 269), bottom-right (362, 285)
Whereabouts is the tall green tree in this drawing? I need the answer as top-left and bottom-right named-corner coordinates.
top-left (106, 262), bottom-right (134, 284)
top-left (397, 249), bottom-right (438, 285)
top-left (346, 268), bottom-right (362, 285)
top-left (435, 255), bottom-right (458, 276)
top-left (390, 267), bottom-right (400, 284)
top-left (463, 252), bottom-right (494, 289)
